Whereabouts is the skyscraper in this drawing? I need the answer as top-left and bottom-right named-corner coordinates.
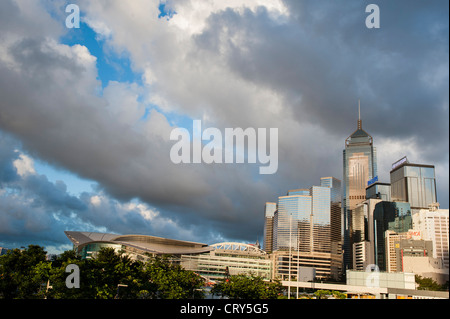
top-left (270, 178), bottom-right (342, 279)
top-left (320, 177), bottom-right (343, 278)
top-left (263, 202), bottom-right (277, 252)
top-left (413, 208), bottom-right (449, 269)
top-left (321, 177), bottom-right (342, 249)
top-left (373, 201), bottom-right (412, 270)
top-left (390, 157), bottom-right (437, 214)
top-left (273, 191), bottom-right (311, 251)
top-left (343, 103), bottom-right (377, 270)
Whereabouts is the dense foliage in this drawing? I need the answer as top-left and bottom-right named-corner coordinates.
top-left (0, 245), bottom-right (204, 299)
top-left (415, 275), bottom-right (448, 291)
top-left (313, 290), bottom-right (347, 299)
top-left (211, 274), bottom-right (284, 299)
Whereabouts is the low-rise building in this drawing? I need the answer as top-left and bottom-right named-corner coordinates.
top-left (64, 231), bottom-right (212, 261)
top-left (180, 242), bottom-right (271, 282)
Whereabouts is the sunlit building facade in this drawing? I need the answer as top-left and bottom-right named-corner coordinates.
top-left (271, 177), bottom-right (342, 280)
top-left (263, 202), bottom-right (277, 252)
top-left (413, 208), bottom-right (449, 269)
top-left (273, 191), bottom-right (311, 252)
top-left (390, 159), bottom-right (437, 214)
top-left (351, 198), bottom-right (382, 269)
top-left (343, 109), bottom-right (377, 270)
top-left (180, 242), bottom-right (271, 282)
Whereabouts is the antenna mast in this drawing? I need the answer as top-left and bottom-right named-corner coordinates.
top-left (357, 100), bottom-right (362, 129)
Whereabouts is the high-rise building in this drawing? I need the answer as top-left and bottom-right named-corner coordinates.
top-left (351, 198), bottom-right (382, 270)
top-left (320, 177), bottom-right (343, 277)
top-left (271, 177), bottom-right (342, 280)
top-left (263, 202), bottom-right (277, 252)
top-left (273, 192), bottom-right (311, 252)
top-left (385, 230), bottom-right (409, 273)
top-left (366, 182), bottom-right (391, 201)
top-left (373, 201), bottom-right (412, 270)
top-left (413, 208), bottom-right (449, 269)
top-left (390, 157), bottom-right (437, 214)
top-left (272, 180), bottom-right (341, 253)
top-left (343, 104), bottom-right (377, 270)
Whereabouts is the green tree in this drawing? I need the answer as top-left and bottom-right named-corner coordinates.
top-left (331, 290), bottom-right (347, 299)
top-left (143, 256), bottom-right (205, 299)
top-left (314, 290), bottom-right (347, 299)
top-left (59, 247), bottom-right (148, 299)
top-left (212, 274), bottom-right (284, 299)
top-left (48, 249), bottom-right (205, 299)
top-left (0, 245), bottom-right (48, 299)
top-left (314, 290), bottom-right (332, 299)
top-left (47, 252), bottom-right (89, 299)
top-left (415, 275), bottom-right (446, 291)
top-left (1, 246), bottom-right (207, 299)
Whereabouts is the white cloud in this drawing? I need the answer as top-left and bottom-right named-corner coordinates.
top-left (90, 195), bottom-right (102, 206)
top-left (167, 0), bottom-right (289, 35)
top-left (13, 151), bottom-right (36, 177)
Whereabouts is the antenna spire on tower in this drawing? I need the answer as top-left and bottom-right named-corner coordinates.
top-left (357, 100), bottom-right (362, 129)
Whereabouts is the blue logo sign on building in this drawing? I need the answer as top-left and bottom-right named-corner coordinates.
top-left (368, 176), bottom-right (378, 186)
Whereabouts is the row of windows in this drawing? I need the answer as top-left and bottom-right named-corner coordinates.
top-left (349, 195), bottom-right (365, 200)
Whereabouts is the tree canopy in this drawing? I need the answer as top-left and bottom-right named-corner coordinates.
top-left (211, 274), bottom-right (284, 299)
top-left (415, 275), bottom-right (448, 291)
top-left (0, 245), bottom-right (205, 299)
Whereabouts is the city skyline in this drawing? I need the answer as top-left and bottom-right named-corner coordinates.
top-left (0, 0), bottom-right (448, 254)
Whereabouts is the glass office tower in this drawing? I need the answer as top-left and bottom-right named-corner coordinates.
top-left (390, 160), bottom-right (437, 214)
top-left (321, 177), bottom-right (342, 246)
top-left (273, 193), bottom-right (312, 251)
top-left (272, 178), bottom-right (341, 254)
top-left (271, 178), bottom-right (342, 279)
top-left (343, 109), bottom-right (377, 270)
top-left (373, 201), bottom-right (412, 270)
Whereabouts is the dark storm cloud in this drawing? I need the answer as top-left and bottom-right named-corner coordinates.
top-left (0, 0), bottom-right (448, 251)
top-left (0, 1), bottom-right (273, 245)
top-left (191, 0), bottom-right (448, 204)
top-left (196, 0), bottom-right (448, 142)
top-left (0, 132), bottom-right (206, 250)
top-left (0, 32), bottom-right (209, 206)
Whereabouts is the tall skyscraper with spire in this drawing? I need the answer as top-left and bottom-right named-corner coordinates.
top-left (342, 102), bottom-right (377, 270)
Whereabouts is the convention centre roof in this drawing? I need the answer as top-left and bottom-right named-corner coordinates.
top-left (64, 231), bottom-right (213, 255)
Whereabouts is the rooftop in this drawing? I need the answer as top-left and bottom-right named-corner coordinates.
top-left (64, 231), bottom-right (213, 256)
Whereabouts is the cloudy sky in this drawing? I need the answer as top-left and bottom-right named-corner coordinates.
top-left (0, 0), bottom-right (448, 254)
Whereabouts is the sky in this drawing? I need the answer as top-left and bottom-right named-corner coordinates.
top-left (0, 0), bottom-right (448, 254)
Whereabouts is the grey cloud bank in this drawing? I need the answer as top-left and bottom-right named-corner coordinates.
top-left (0, 0), bottom-right (448, 252)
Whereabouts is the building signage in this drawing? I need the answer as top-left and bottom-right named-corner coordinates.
top-left (407, 230), bottom-right (422, 240)
top-left (392, 156), bottom-right (408, 171)
top-left (367, 176), bottom-right (378, 186)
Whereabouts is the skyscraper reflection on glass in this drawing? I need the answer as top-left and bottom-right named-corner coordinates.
top-left (272, 178), bottom-right (341, 254)
top-left (342, 107), bottom-right (377, 270)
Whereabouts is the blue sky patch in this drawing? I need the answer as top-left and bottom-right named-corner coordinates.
top-left (158, 1), bottom-right (177, 20)
top-left (60, 21), bottom-right (143, 89)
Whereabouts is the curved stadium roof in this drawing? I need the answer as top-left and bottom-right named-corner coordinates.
top-left (211, 242), bottom-right (267, 256)
top-left (65, 231), bottom-right (213, 256)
